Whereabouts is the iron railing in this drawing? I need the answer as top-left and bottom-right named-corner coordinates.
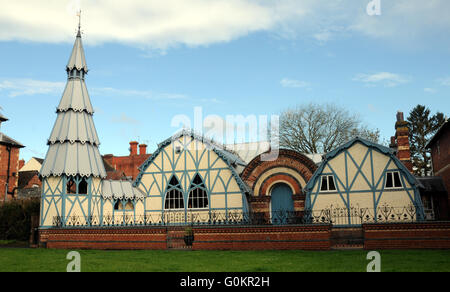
top-left (51, 204), bottom-right (423, 228)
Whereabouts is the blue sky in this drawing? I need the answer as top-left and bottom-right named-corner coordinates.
top-left (0, 0), bottom-right (449, 162)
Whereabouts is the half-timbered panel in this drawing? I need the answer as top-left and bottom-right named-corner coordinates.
top-left (134, 132), bottom-right (250, 224)
top-left (305, 137), bottom-right (425, 226)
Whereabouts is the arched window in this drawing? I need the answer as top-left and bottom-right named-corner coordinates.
top-left (114, 200), bottom-right (134, 211)
top-left (78, 178), bottom-right (88, 195)
top-left (188, 174), bottom-right (208, 209)
top-left (124, 200), bottom-right (134, 210)
top-left (67, 177), bottom-right (76, 194)
top-left (164, 176), bottom-right (184, 210)
top-left (114, 201), bottom-right (123, 210)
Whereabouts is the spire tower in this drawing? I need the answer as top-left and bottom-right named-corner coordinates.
top-left (40, 24), bottom-right (106, 180)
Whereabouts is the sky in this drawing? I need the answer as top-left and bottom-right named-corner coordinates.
top-left (0, 0), bottom-right (449, 162)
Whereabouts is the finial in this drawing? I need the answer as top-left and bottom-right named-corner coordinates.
top-left (76, 10), bottom-right (82, 36)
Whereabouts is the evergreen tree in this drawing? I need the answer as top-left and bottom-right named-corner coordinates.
top-left (407, 105), bottom-right (445, 176)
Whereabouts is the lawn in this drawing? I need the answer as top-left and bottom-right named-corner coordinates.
top-left (0, 248), bottom-right (449, 272)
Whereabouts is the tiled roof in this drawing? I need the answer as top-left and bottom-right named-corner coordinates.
top-left (0, 132), bottom-right (25, 148)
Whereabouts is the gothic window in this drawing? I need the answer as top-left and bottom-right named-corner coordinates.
top-left (67, 177), bottom-right (76, 194)
top-left (385, 171), bottom-right (402, 189)
top-left (320, 175), bottom-right (337, 192)
top-left (66, 177), bottom-right (88, 195)
top-left (164, 176), bottom-right (184, 210)
top-left (114, 200), bottom-right (134, 211)
top-left (114, 201), bottom-right (122, 210)
top-left (188, 174), bottom-right (209, 209)
top-left (78, 178), bottom-right (88, 195)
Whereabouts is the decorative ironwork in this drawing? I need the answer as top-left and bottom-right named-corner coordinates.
top-left (50, 204), bottom-right (423, 228)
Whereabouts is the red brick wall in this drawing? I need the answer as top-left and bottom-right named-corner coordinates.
top-left (39, 225), bottom-right (331, 250)
top-left (363, 222), bottom-right (450, 250)
top-left (241, 149), bottom-right (317, 215)
top-left (192, 225), bottom-right (331, 251)
top-left (430, 126), bottom-right (450, 209)
top-left (22, 173), bottom-right (42, 189)
top-left (0, 145), bottom-right (21, 201)
top-left (39, 228), bottom-right (167, 250)
top-left (103, 142), bottom-right (151, 181)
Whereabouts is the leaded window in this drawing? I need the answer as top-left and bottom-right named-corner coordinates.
top-left (164, 176), bottom-right (184, 209)
top-left (188, 174), bottom-right (209, 209)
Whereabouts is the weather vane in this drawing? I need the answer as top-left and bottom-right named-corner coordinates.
top-left (76, 10), bottom-right (82, 35)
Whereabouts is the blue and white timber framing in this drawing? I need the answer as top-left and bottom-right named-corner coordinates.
top-left (38, 28), bottom-right (250, 228)
top-left (304, 137), bottom-right (425, 226)
top-left (133, 130), bottom-right (251, 225)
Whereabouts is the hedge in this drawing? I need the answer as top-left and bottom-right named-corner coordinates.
top-left (0, 199), bottom-right (40, 241)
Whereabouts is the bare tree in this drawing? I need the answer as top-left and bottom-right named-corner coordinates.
top-left (278, 103), bottom-right (380, 154)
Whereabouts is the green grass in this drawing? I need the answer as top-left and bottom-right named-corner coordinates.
top-left (0, 249), bottom-right (448, 272)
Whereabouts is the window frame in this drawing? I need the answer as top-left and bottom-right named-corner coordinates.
top-left (187, 174), bottom-right (209, 210)
top-left (164, 176), bottom-right (185, 210)
top-left (384, 171), bottom-right (403, 189)
top-left (320, 175), bottom-right (337, 192)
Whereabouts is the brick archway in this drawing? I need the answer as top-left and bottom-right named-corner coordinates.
top-left (241, 149), bottom-right (318, 214)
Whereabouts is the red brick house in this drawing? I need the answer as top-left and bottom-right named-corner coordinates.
top-left (0, 113), bottom-right (25, 201)
top-left (426, 119), bottom-right (450, 219)
top-left (103, 141), bottom-right (151, 181)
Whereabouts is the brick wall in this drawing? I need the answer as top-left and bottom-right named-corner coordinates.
top-left (192, 225), bottom-right (331, 251)
top-left (103, 142), bottom-right (151, 181)
top-left (0, 145), bottom-right (20, 201)
top-left (363, 222), bottom-right (450, 250)
top-left (39, 225), bottom-right (331, 250)
top-left (39, 228), bottom-right (167, 250)
top-left (430, 125), bottom-right (450, 211)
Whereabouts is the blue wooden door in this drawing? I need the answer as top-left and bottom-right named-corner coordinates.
top-left (271, 183), bottom-right (295, 225)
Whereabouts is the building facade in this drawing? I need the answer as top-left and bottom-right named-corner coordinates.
top-left (304, 137), bottom-right (425, 226)
top-left (0, 114), bottom-right (25, 201)
top-left (38, 27), bottom-right (427, 232)
top-left (426, 119), bottom-right (450, 219)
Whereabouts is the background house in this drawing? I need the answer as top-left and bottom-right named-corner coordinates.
top-left (425, 119), bottom-right (450, 220)
top-left (0, 113), bottom-right (25, 201)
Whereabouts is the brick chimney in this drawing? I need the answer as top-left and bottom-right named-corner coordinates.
top-left (139, 144), bottom-right (147, 156)
top-left (19, 159), bottom-right (25, 170)
top-left (130, 141), bottom-right (139, 156)
top-left (394, 111), bottom-right (413, 172)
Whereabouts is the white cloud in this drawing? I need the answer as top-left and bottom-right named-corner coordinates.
top-left (0, 79), bottom-right (65, 97)
top-left (91, 87), bottom-right (188, 101)
top-left (424, 88), bottom-right (437, 94)
top-left (111, 113), bottom-right (140, 125)
top-left (280, 78), bottom-right (311, 89)
top-left (0, 0), bottom-right (449, 50)
top-left (353, 72), bottom-right (410, 87)
top-left (0, 78), bottom-right (189, 102)
top-left (437, 77), bottom-right (450, 86)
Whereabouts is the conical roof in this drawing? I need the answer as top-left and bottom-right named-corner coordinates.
top-left (40, 30), bottom-right (106, 179)
top-left (67, 31), bottom-right (88, 72)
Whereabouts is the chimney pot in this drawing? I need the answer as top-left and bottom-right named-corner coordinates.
top-left (130, 141), bottom-right (139, 156)
top-left (139, 144), bottom-right (147, 156)
top-left (396, 111), bottom-right (404, 122)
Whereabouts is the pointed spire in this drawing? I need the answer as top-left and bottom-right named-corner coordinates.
top-left (67, 10), bottom-right (88, 72)
top-left (40, 25), bottom-right (106, 179)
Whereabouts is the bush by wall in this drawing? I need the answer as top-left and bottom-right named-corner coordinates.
top-left (0, 199), bottom-right (40, 241)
